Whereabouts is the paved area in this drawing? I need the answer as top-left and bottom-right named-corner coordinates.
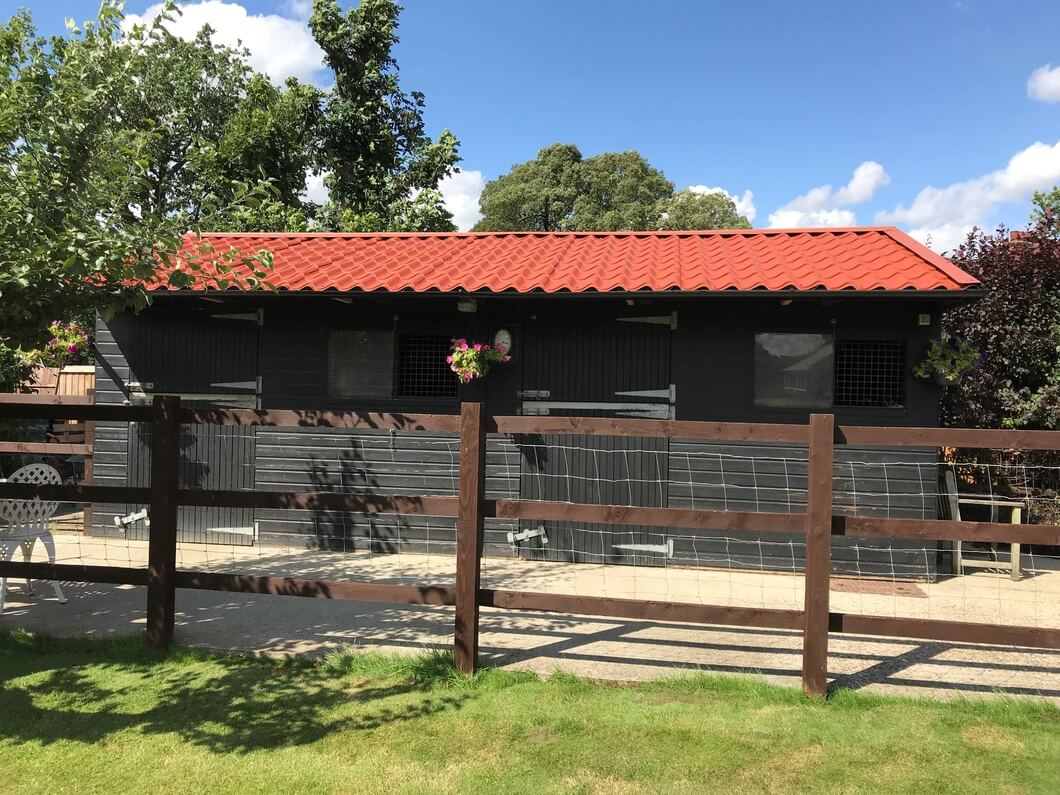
top-left (1, 534), bottom-right (1058, 702)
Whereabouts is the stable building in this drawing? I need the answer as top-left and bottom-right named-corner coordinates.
top-left (90, 227), bottom-right (980, 578)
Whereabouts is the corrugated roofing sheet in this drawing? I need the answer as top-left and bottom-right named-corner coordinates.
top-left (157, 227), bottom-right (979, 294)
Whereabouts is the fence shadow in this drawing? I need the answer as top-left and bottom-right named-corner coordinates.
top-left (0, 646), bottom-right (469, 754)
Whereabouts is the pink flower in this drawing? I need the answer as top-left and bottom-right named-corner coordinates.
top-left (501, 355), bottom-right (511, 363)
top-left (67, 344), bottom-right (78, 354)
top-left (445, 355), bottom-right (453, 363)
top-left (49, 338), bottom-right (58, 346)
top-left (457, 339), bottom-right (468, 350)
top-left (473, 342), bottom-right (484, 351)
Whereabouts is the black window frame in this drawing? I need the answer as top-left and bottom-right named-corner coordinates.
top-left (752, 332), bottom-right (835, 410)
top-left (326, 328), bottom-right (396, 399)
top-left (750, 332), bottom-right (908, 412)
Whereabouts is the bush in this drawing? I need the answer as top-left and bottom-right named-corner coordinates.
top-left (939, 215), bottom-right (1060, 522)
top-left (0, 340), bottom-right (33, 393)
top-left (941, 218), bottom-right (1060, 430)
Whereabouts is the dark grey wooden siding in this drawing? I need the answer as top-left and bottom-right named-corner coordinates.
top-left (668, 441), bottom-right (940, 577)
top-left (91, 295), bottom-right (953, 579)
top-left (125, 422), bottom-right (256, 545)
top-left (91, 314), bottom-right (136, 538)
top-left (252, 428), bottom-right (519, 556)
top-left (521, 314), bottom-right (672, 400)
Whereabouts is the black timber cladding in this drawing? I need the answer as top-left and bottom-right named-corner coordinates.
top-left (91, 295), bottom-right (950, 577)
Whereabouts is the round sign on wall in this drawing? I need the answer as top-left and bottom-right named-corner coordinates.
top-left (493, 328), bottom-right (513, 354)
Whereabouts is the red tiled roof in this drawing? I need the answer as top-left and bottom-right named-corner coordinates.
top-left (159, 227), bottom-right (979, 294)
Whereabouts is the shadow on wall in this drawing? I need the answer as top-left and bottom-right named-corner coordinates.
top-left (304, 427), bottom-right (442, 554)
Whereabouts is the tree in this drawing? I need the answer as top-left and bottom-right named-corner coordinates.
top-left (194, 73), bottom-right (323, 219)
top-left (659, 189), bottom-right (751, 231)
top-left (474, 143), bottom-right (582, 231)
top-left (119, 24), bottom-right (252, 223)
top-left (1, 0), bottom-right (462, 350)
top-left (1032, 186), bottom-right (1060, 233)
top-left (474, 143), bottom-right (750, 232)
top-left (938, 212), bottom-right (1060, 430)
top-left (569, 150), bottom-right (673, 231)
top-left (0, 3), bottom-right (271, 349)
top-left (309, 0), bottom-right (459, 231)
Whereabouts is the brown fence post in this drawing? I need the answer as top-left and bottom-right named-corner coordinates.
top-left (454, 402), bottom-right (486, 675)
top-left (801, 413), bottom-right (834, 697)
top-left (146, 394), bottom-right (181, 650)
top-left (82, 387), bottom-right (95, 533)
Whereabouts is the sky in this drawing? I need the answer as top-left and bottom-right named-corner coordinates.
top-left (10, 0), bottom-right (1060, 250)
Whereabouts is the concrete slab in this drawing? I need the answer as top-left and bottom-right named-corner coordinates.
top-left (1, 534), bottom-right (1058, 702)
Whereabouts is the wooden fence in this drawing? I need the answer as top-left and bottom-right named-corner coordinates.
top-left (1, 394), bottom-right (1059, 696)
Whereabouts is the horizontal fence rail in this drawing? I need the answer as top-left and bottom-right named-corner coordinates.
top-left (479, 589), bottom-right (805, 630)
top-left (179, 407), bottom-right (463, 432)
top-left (173, 571), bottom-right (456, 606)
top-left (834, 515), bottom-right (1060, 545)
top-left (1, 395), bottom-right (1058, 696)
top-left (488, 499), bottom-right (807, 535)
top-left (491, 415), bottom-right (809, 442)
top-left (175, 489), bottom-right (460, 516)
top-left (837, 424), bottom-right (1060, 450)
top-left (0, 441), bottom-right (92, 456)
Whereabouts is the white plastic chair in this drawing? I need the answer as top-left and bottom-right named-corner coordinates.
top-left (0, 463), bottom-right (68, 613)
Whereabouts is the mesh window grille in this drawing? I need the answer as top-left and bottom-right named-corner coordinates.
top-left (398, 335), bottom-right (458, 398)
top-left (834, 340), bottom-right (906, 408)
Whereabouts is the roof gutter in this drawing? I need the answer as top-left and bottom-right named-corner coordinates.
top-left (148, 287), bottom-right (985, 301)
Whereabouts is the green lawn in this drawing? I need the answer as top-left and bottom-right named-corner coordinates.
top-left (1, 629), bottom-right (1057, 794)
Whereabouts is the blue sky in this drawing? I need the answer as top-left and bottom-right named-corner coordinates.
top-left (13, 0), bottom-right (1060, 248)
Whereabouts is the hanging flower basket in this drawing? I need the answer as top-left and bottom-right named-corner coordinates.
top-left (447, 338), bottom-right (511, 383)
top-left (914, 336), bottom-right (979, 387)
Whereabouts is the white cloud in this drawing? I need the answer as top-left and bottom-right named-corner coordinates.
top-left (301, 170), bottom-right (329, 205)
top-left (876, 140), bottom-right (1060, 251)
top-left (1028, 64), bottom-right (1060, 103)
top-left (768, 161), bottom-right (889, 227)
top-left (685, 185), bottom-right (757, 223)
top-left (907, 223), bottom-right (975, 254)
top-left (439, 169), bottom-right (485, 231)
top-left (769, 208), bottom-right (857, 228)
top-left (833, 161), bottom-right (890, 205)
top-left (299, 168), bottom-right (484, 230)
top-left (124, 1), bottom-right (326, 85)
top-left (281, 0), bottom-right (313, 18)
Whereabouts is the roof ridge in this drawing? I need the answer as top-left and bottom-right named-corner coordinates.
top-left (186, 226), bottom-right (899, 240)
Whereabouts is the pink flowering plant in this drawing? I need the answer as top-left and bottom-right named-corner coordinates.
top-left (32, 320), bottom-right (91, 368)
top-left (447, 338), bottom-right (511, 383)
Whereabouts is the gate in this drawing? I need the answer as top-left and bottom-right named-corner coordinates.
top-left (120, 308), bottom-right (259, 543)
top-left (514, 312), bottom-right (675, 565)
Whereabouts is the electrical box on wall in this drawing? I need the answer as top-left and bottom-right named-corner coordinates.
top-left (918, 313), bottom-right (931, 326)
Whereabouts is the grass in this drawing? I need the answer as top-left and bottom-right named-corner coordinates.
top-left (1, 629), bottom-right (1058, 794)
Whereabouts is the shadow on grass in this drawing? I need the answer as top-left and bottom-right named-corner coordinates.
top-left (0, 629), bottom-right (479, 754)
top-left (2, 627), bottom-right (1056, 762)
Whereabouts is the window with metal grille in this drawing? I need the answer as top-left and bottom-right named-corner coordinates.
top-left (834, 340), bottom-right (906, 408)
top-left (398, 335), bottom-right (457, 398)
